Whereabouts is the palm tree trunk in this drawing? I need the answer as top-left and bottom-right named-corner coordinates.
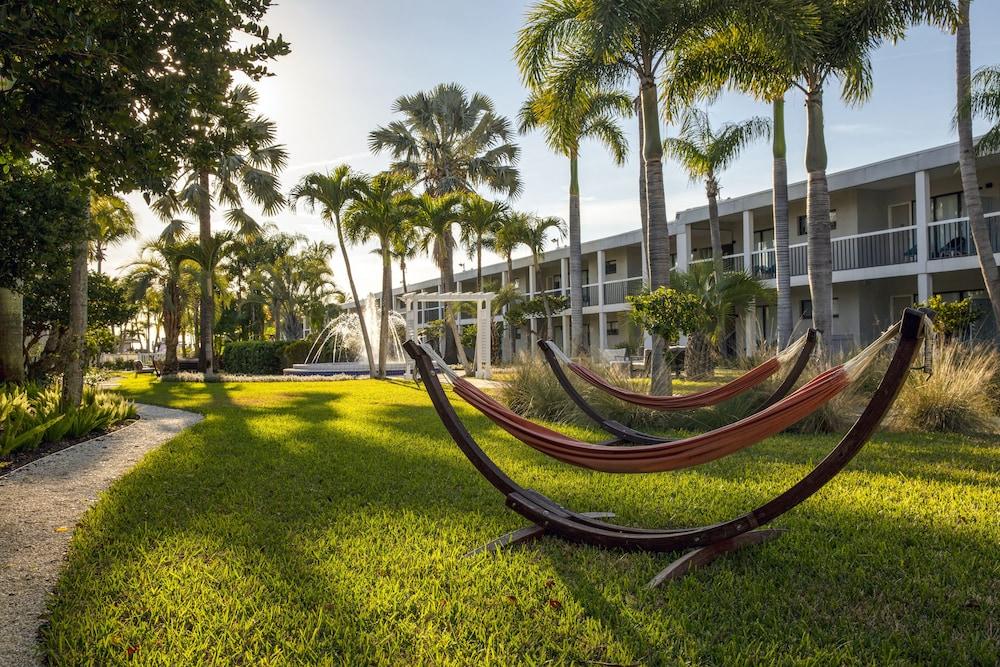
top-left (401, 258), bottom-right (409, 294)
top-left (707, 175), bottom-right (723, 279)
top-left (335, 212), bottom-right (376, 375)
top-left (636, 96), bottom-right (650, 284)
top-left (197, 170), bottom-right (216, 377)
top-left (379, 247), bottom-right (392, 379)
top-left (684, 331), bottom-right (714, 380)
top-left (0, 286), bottom-right (24, 383)
top-left (503, 255), bottom-right (515, 362)
top-left (773, 97), bottom-right (792, 349)
top-left (163, 276), bottom-right (180, 374)
top-left (537, 256), bottom-right (553, 339)
top-left (568, 150), bottom-right (584, 355)
top-left (805, 85), bottom-right (833, 353)
top-left (95, 245), bottom-right (104, 275)
top-left (640, 77), bottom-right (672, 395)
top-left (62, 232), bottom-right (88, 406)
top-left (957, 0), bottom-right (1000, 342)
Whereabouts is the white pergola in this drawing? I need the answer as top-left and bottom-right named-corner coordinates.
top-left (401, 291), bottom-right (495, 380)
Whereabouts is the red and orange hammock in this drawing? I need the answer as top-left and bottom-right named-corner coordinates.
top-left (417, 322), bottom-right (900, 474)
top-left (546, 330), bottom-right (816, 410)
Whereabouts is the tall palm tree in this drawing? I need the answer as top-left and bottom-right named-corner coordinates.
top-left (411, 192), bottom-right (472, 371)
top-left (290, 166), bottom-right (376, 372)
top-left (343, 172), bottom-right (414, 379)
top-left (388, 220), bottom-right (420, 294)
top-left (486, 212), bottom-right (529, 361)
top-left (125, 239), bottom-right (186, 373)
top-left (154, 84), bottom-right (287, 376)
top-left (518, 82), bottom-right (631, 355)
top-left (459, 194), bottom-right (509, 290)
top-left (89, 194), bottom-right (137, 274)
top-left (664, 108), bottom-right (770, 278)
top-left (957, 0), bottom-right (1000, 342)
top-left (369, 83), bottom-right (522, 198)
top-left (519, 214), bottom-right (567, 339)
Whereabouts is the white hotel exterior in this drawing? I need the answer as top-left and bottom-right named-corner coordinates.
top-left (391, 141), bottom-right (1000, 357)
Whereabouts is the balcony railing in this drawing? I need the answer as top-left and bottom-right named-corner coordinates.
top-left (603, 276), bottom-right (644, 304)
top-left (929, 213), bottom-right (1000, 260)
top-left (582, 284), bottom-right (599, 307)
top-left (751, 225), bottom-right (918, 279)
top-left (689, 253), bottom-right (744, 272)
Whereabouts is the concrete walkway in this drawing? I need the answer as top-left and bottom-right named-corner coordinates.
top-left (0, 404), bottom-right (202, 666)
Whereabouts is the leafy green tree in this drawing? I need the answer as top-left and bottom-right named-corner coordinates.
top-left (919, 295), bottom-right (980, 338)
top-left (664, 108), bottom-right (770, 278)
top-left (89, 195), bottom-right (137, 275)
top-left (344, 172), bottom-right (414, 378)
top-left (518, 82), bottom-right (631, 354)
top-left (369, 83), bottom-right (522, 198)
top-left (290, 166), bottom-right (375, 370)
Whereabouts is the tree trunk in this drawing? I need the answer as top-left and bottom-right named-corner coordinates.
top-left (707, 174), bottom-right (723, 279)
top-left (568, 150), bottom-right (584, 355)
top-left (684, 331), bottom-right (714, 380)
top-left (62, 234), bottom-right (88, 406)
top-left (95, 246), bottom-right (104, 275)
top-left (197, 170), bottom-right (216, 377)
top-left (439, 234), bottom-right (461, 364)
top-left (636, 96), bottom-right (650, 285)
top-left (334, 213), bottom-right (376, 376)
top-left (0, 287), bottom-right (24, 383)
top-left (772, 96), bottom-right (793, 349)
top-left (379, 247), bottom-right (392, 379)
top-left (640, 78), bottom-right (672, 395)
top-left (163, 275), bottom-right (180, 374)
top-left (401, 259), bottom-right (408, 294)
top-left (536, 257), bottom-right (553, 339)
top-left (957, 0), bottom-right (1000, 342)
top-left (503, 256), bottom-right (515, 362)
top-left (805, 86), bottom-right (833, 353)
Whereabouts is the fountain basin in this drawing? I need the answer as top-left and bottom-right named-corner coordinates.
top-left (283, 362), bottom-right (408, 377)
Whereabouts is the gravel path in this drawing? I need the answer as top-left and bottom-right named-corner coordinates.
top-left (0, 404), bottom-right (202, 667)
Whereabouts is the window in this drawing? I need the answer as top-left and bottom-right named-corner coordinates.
top-left (932, 192), bottom-right (963, 221)
top-left (606, 319), bottom-right (619, 336)
top-left (800, 298), bottom-right (839, 319)
top-left (754, 228), bottom-right (774, 251)
top-left (889, 201), bottom-right (915, 228)
top-left (551, 275), bottom-right (561, 290)
top-left (798, 209), bottom-right (837, 236)
top-left (605, 258), bottom-right (618, 275)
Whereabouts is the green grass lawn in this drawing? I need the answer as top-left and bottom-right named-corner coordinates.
top-left (44, 376), bottom-right (999, 665)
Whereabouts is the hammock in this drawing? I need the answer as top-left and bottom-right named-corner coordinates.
top-left (546, 330), bottom-right (817, 410)
top-left (402, 307), bottom-right (930, 583)
top-left (422, 323), bottom-right (891, 474)
top-left (538, 330), bottom-right (818, 444)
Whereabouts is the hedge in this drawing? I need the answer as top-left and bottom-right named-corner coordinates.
top-left (221, 339), bottom-right (315, 375)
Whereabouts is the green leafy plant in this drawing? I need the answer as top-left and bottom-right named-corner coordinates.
top-left (917, 296), bottom-right (980, 338)
top-left (222, 340), bottom-right (294, 375)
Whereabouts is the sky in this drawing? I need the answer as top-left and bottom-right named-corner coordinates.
top-left (113, 0), bottom-right (1000, 297)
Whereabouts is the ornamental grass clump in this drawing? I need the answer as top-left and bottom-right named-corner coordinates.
top-left (497, 353), bottom-right (579, 424)
top-left (889, 339), bottom-right (1000, 434)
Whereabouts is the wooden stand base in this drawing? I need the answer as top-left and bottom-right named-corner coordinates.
top-left (646, 529), bottom-right (786, 588)
top-left (466, 512), bottom-right (616, 556)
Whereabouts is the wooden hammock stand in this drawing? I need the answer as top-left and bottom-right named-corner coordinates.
top-left (403, 308), bottom-right (927, 585)
top-left (538, 329), bottom-right (819, 445)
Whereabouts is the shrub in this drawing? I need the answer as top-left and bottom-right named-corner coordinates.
top-left (280, 339), bottom-right (312, 368)
top-left (889, 339), bottom-right (1000, 434)
top-left (0, 383), bottom-right (136, 457)
top-left (222, 340), bottom-right (291, 375)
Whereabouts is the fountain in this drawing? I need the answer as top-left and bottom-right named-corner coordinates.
top-left (283, 294), bottom-right (409, 376)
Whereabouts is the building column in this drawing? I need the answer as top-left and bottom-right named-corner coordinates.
top-left (744, 304), bottom-right (758, 357)
top-left (676, 228), bottom-right (690, 273)
top-left (742, 210), bottom-right (754, 272)
top-left (560, 257), bottom-right (569, 295)
top-left (528, 265), bottom-right (537, 354)
top-left (596, 250), bottom-right (607, 352)
top-left (915, 170), bottom-right (930, 270)
top-left (562, 314), bottom-right (570, 351)
top-left (917, 272), bottom-right (933, 304)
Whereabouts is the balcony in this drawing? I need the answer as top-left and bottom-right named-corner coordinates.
top-left (690, 253), bottom-right (744, 273)
top-left (929, 213), bottom-right (1000, 259)
top-left (751, 225), bottom-right (918, 279)
top-left (603, 277), bottom-right (644, 304)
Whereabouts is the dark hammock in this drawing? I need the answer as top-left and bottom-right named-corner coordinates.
top-left (401, 307), bottom-right (929, 561)
top-left (549, 329), bottom-right (817, 410)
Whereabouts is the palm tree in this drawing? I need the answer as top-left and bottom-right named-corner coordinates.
top-left (518, 82), bottom-right (631, 355)
top-left (388, 221), bottom-right (420, 294)
top-left (486, 212), bottom-right (529, 362)
top-left (957, 0), bottom-right (1000, 342)
top-left (411, 192), bottom-right (472, 372)
top-left (125, 239), bottom-right (186, 373)
top-left (343, 172), bottom-right (414, 379)
top-left (664, 108), bottom-right (770, 278)
top-left (670, 262), bottom-right (773, 379)
top-left (519, 214), bottom-right (567, 340)
top-left (369, 83), bottom-right (522, 198)
top-left (459, 194), bottom-right (508, 290)
top-left (89, 194), bottom-right (137, 274)
top-left (153, 84), bottom-right (287, 376)
top-left (290, 166), bottom-right (376, 372)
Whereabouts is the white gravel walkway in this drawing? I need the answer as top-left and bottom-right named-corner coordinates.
top-left (0, 403), bottom-right (202, 667)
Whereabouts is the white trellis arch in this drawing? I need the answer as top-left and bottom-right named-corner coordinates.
top-left (402, 291), bottom-right (495, 380)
